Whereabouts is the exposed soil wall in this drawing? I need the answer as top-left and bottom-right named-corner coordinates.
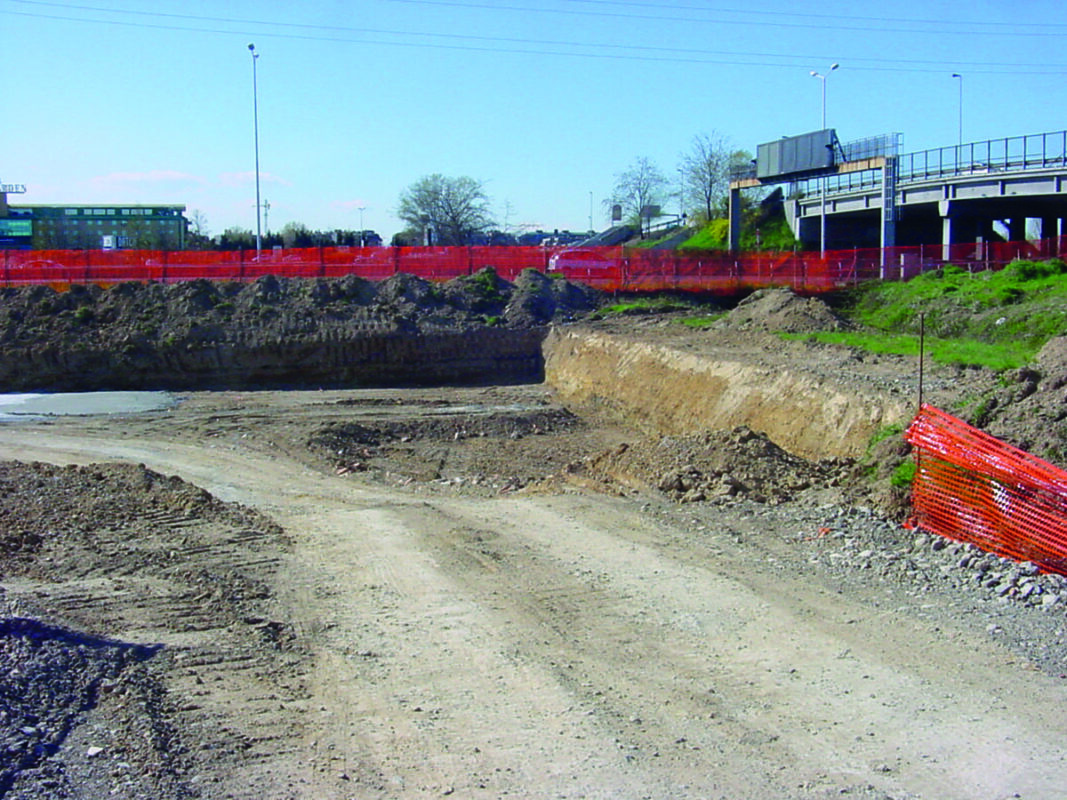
top-left (5, 327), bottom-right (548, 390)
top-left (543, 326), bottom-right (913, 460)
top-left (0, 269), bottom-right (597, 391)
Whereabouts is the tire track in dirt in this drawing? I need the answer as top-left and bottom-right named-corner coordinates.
top-left (4, 408), bottom-right (1067, 799)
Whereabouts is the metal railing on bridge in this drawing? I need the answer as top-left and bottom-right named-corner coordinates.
top-left (792, 129), bottom-right (1067, 197)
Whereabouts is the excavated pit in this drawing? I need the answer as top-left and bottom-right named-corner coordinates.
top-left (542, 324), bottom-right (917, 461)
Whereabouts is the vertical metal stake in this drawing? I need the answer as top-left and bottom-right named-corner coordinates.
top-left (918, 311), bottom-right (926, 411)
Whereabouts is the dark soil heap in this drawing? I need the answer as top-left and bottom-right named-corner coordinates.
top-left (0, 268), bottom-right (600, 391)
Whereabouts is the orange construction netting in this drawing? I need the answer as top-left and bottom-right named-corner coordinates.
top-left (905, 404), bottom-right (1067, 575)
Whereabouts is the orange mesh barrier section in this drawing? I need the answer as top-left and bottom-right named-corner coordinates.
top-left (905, 404), bottom-right (1067, 575)
top-left (2, 236), bottom-right (1066, 291)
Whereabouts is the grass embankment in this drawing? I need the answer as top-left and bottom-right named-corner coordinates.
top-left (678, 217), bottom-right (796, 252)
top-left (789, 260), bottom-right (1067, 370)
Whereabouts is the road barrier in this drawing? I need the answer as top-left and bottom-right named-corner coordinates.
top-left (905, 404), bottom-right (1067, 575)
top-left (2, 236), bottom-right (1063, 292)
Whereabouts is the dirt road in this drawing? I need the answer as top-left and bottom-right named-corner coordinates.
top-left (2, 389), bottom-right (1066, 799)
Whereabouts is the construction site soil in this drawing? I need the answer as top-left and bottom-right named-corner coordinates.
top-left (1, 274), bottom-right (1067, 799)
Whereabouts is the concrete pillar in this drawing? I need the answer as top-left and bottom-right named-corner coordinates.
top-left (880, 156), bottom-right (897, 251)
top-left (728, 186), bottom-right (742, 252)
top-left (940, 200), bottom-right (954, 261)
top-left (1007, 217), bottom-right (1026, 243)
top-left (1038, 217), bottom-right (1059, 240)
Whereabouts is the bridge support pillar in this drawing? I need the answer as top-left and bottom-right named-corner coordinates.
top-left (1008, 217), bottom-right (1026, 242)
top-left (940, 200), bottom-right (955, 261)
top-left (728, 186), bottom-right (742, 252)
top-left (879, 157), bottom-right (896, 253)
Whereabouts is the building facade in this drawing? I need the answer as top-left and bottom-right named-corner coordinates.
top-left (0, 197), bottom-right (187, 250)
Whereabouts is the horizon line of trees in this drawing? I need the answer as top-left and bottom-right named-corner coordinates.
top-left (388, 131), bottom-right (763, 248)
top-left (181, 130), bottom-right (761, 251)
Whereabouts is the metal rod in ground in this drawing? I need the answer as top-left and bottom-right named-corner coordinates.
top-left (918, 311), bottom-right (926, 411)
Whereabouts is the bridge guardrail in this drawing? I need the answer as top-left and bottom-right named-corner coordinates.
top-left (792, 129), bottom-right (1067, 197)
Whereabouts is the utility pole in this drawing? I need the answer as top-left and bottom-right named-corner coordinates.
top-left (810, 63), bottom-right (839, 257)
top-left (952, 73), bottom-right (963, 149)
top-left (249, 43), bottom-right (262, 257)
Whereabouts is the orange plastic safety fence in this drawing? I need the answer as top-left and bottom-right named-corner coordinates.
top-left (4, 236), bottom-right (1065, 292)
top-left (905, 404), bottom-right (1067, 575)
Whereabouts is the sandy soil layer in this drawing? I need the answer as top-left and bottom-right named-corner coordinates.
top-left (2, 386), bottom-right (1066, 799)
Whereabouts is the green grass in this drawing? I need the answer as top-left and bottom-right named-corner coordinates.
top-left (679, 219), bottom-right (729, 251)
top-left (596, 297), bottom-right (702, 316)
top-left (678, 216), bottom-right (796, 252)
top-left (678, 313), bottom-right (726, 328)
top-left (780, 330), bottom-right (1033, 371)
top-left (890, 459), bottom-right (917, 488)
top-left (867, 422), bottom-right (905, 454)
top-left (823, 259), bottom-right (1067, 369)
top-left (846, 261), bottom-right (1067, 344)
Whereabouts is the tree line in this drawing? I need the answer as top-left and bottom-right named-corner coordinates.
top-left (188, 130), bottom-right (750, 250)
top-left (388, 131), bottom-right (752, 246)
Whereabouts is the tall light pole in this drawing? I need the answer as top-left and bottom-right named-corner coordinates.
top-left (357, 206), bottom-right (366, 246)
top-left (249, 43), bottom-right (262, 257)
top-left (810, 63), bottom-right (838, 257)
top-left (952, 73), bottom-right (963, 150)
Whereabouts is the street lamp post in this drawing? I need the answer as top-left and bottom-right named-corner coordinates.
top-left (952, 73), bottom-right (963, 150)
top-left (357, 206), bottom-right (366, 247)
top-left (810, 63), bottom-right (839, 258)
top-left (249, 43), bottom-right (262, 257)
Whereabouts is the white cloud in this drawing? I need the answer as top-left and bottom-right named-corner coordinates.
top-left (90, 170), bottom-right (207, 187)
top-left (219, 171), bottom-right (292, 188)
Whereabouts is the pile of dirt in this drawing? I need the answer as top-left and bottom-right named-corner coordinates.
top-left (306, 402), bottom-right (605, 494)
top-left (0, 461), bottom-right (293, 799)
top-left (0, 267), bottom-right (597, 344)
top-left (715, 287), bottom-right (852, 333)
top-left (558, 426), bottom-right (852, 505)
top-left (0, 268), bottom-right (600, 391)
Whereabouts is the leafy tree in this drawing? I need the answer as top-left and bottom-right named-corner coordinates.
top-left (279, 221), bottom-right (314, 248)
top-left (610, 157), bottom-right (668, 234)
top-left (217, 226), bottom-right (255, 250)
top-left (397, 174), bottom-right (494, 245)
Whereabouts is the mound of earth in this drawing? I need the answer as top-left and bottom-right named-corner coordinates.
top-left (715, 287), bottom-right (852, 333)
top-left (0, 267), bottom-right (598, 344)
top-left (0, 268), bottom-right (601, 391)
top-left (0, 461), bottom-right (293, 799)
top-left (559, 426), bottom-right (852, 505)
top-left (306, 402), bottom-right (604, 494)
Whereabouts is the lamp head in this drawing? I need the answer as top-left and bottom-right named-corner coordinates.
top-left (830, 63), bottom-right (839, 71)
top-left (248, 43), bottom-right (256, 52)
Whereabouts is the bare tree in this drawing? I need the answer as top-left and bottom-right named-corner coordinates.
top-left (397, 174), bottom-right (494, 245)
top-left (680, 132), bottom-right (734, 224)
top-left (610, 157), bottom-right (668, 234)
top-left (187, 209), bottom-right (211, 250)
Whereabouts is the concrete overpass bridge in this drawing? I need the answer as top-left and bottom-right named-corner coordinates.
top-left (730, 130), bottom-right (1067, 257)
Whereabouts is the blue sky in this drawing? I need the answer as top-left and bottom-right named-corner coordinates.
top-left (3, 0), bottom-right (1066, 241)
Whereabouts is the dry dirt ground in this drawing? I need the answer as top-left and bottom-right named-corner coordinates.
top-left (2, 379), bottom-right (1067, 800)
